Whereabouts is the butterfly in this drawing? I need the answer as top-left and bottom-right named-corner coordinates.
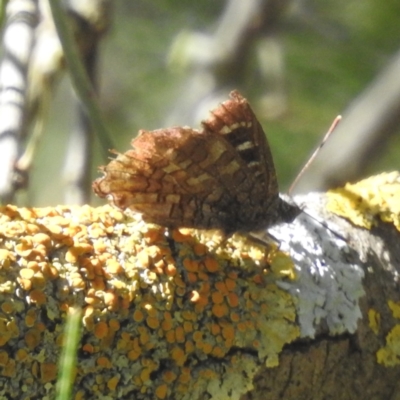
top-left (93, 91), bottom-right (300, 234)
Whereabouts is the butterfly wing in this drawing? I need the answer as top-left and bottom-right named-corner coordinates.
top-left (93, 91), bottom-right (297, 232)
top-left (93, 125), bottom-right (253, 230)
top-left (201, 91), bottom-right (282, 227)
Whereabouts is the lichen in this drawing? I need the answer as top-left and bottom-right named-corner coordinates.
top-left (326, 171), bottom-right (400, 231)
top-left (377, 325), bottom-right (400, 367)
top-left (0, 204), bottom-right (300, 399)
top-left (269, 195), bottom-right (365, 338)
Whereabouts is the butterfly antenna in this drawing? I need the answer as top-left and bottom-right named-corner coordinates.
top-left (288, 115), bottom-right (342, 195)
top-left (285, 115), bottom-right (347, 242)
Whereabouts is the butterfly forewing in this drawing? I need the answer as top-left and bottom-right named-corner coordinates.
top-left (201, 91), bottom-right (280, 222)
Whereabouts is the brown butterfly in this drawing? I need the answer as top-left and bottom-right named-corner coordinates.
top-left (92, 91), bottom-right (300, 234)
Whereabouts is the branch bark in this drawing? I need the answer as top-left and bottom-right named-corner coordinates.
top-left (0, 172), bottom-right (399, 399)
top-left (0, 0), bottom-right (39, 201)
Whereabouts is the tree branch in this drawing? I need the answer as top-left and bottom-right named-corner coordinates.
top-left (0, 173), bottom-right (399, 398)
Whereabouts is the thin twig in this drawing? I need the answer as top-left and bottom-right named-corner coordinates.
top-left (48, 0), bottom-right (113, 156)
top-left (0, 0), bottom-right (39, 202)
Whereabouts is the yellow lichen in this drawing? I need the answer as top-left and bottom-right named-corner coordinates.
top-left (377, 324), bottom-right (400, 366)
top-left (388, 300), bottom-right (400, 319)
top-left (368, 309), bottom-right (380, 335)
top-left (327, 172), bottom-right (400, 230)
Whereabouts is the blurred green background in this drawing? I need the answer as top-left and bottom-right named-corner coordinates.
top-left (30, 0), bottom-right (400, 206)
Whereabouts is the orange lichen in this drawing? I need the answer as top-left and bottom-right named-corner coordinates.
top-left (0, 249), bottom-right (15, 269)
top-left (105, 259), bottom-right (123, 274)
top-left (137, 249), bottom-right (150, 268)
top-left (214, 281), bottom-right (228, 295)
top-left (94, 321), bottom-right (109, 339)
top-left (222, 323), bottom-right (235, 340)
top-left (25, 310), bottom-right (37, 327)
top-left (71, 275), bottom-right (85, 290)
top-left (107, 375), bottom-right (120, 391)
top-left (197, 271), bottom-right (209, 282)
top-left (237, 322), bottom-right (247, 332)
top-left (183, 321), bottom-right (193, 333)
top-left (227, 292), bottom-right (239, 308)
top-left (183, 258), bottom-right (199, 273)
top-left (138, 327), bottom-right (150, 345)
top-left (109, 319), bottom-right (120, 332)
top-left (140, 367), bottom-right (152, 383)
top-left (172, 229), bottom-right (193, 243)
top-left (186, 272), bottom-right (197, 283)
top-left (181, 311), bottom-right (196, 321)
top-left (193, 243), bottom-right (207, 256)
top-left (128, 349), bottom-right (141, 361)
top-left (161, 318), bottom-right (173, 333)
top-left (165, 330), bottom-right (176, 344)
top-left (0, 203), bottom-right (301, 398)
top-left (15, 241), bottom-right (33, 258)
top-left (7, 320), bottom-right (19, 338)
top-left (20, 268), bottom-right (35, 280)
top-left (189, 290), bottom-right (200, 303)
top-left (92, 276), bottom-right (106, 291)
top-left (2, 359), bottom-right (16, 378)
top-left (165, 263), bottom-right (177, 276)
top-left (202, 342), bottom-right (213, 354)
top-left (171, 346), bottom-right (186, 366)
top-left (133, 309), bottom-right (144, 323)
top-left (178, 367), bottom-right (191, 383)
top-left (143, 228), bottom-right (163, 244)
top-left (162, 370), bottom-right (177, 383)
top-left (15, 348), bottom-right (28, 362)
top-left (212, 303), bottom-right (229, 318)
top-left (1, 301), bottom-right (13, 314)
top-left (146, 316), bottom-right (160, 330)
top-left (82, 343), bottom-right (94, 353)
top-left (194, 296), bottom-right (209, 312)
top-left (185, 340), bottom-right (195, 355)
top-left (93, 239), bottom-right (107, 253)
top-left (175, 326), bottom-right (185, 343)
top-left (211, 291), bottom-right (224, 304)
top-left (104, 291), bottom-right (119, 310)
top-left (40, 363), bottom-right (57, 383)
top-left (199, 368), bottom-right (217, 379)
top-left (97, 356), bottom-right (112, 368)
top-left (174, 275), bottom-right (186, 288)
top-left (211, 346), bottom-right (226, 358)
top-left (252, 274), bottom-right (264, 285)
top-left (18, 278), bottom-right (32, 291)
top-left (204, 257), bottom-right (220, 273)
top-left (225, 278), bottom-right (236, 291)
top-left (192, 331), bottom-right (203, 342)
top-left (0, 350), bottom-right (9, 366)
top-left (29, 289), bottom-right (46, 305)
top-left (230, 312), bottom-right (240, 323)
top-left (25, 328), bottom-right (41, 350)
